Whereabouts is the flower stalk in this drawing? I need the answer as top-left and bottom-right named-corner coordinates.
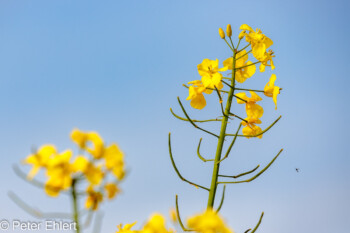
top-left (207, 48), bottom-right (236, 208)
top-left (71, 179), bottom-right (81, 233)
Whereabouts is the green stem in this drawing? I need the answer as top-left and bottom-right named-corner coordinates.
top-left (72, 179), bottom-right (81, 233)
top-left (207, 49), bottom-right (236, 208)
top-left (224, 38), bottom-right (234, 51)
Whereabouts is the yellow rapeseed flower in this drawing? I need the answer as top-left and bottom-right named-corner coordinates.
top-left (242, 124), bottom-right (263, 139)
top-left (259, 50), bottom-right (275, 72)
top-left (236, 91), bottom-right (264, 119)
top-left (186, 80), bottom-right (209, 110)
top-left (239, 24), bottom-right (273, 61)
top-left (197, 59), bottom-right (227, 91)
top-left (187, 209), bottom-right (234, 233)
top-left (223, 50), bottom-right (256, 83)
top-left (264, 74), bottom-right (280, 109)
top-left (242, 117), bottom-right (263, 139)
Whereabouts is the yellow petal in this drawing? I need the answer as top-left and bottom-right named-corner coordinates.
top-left (240, 24), bottom-right (254, 32)
top-left (273, 86), bottom-right (280, 110)
top-left (191, 93), bottom-right (206, 110)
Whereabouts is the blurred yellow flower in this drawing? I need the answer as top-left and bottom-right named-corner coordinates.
top-left (104, 144), bottom-right (125, 180)
top-left (142, 214), bottom-right (173, 233)
top-left (105, 183), bottom-right (120, 199)
top-left (85, 186), bottom-right (103, 211)
top-left (187, 209), bottom-right (233, 233)
top-left (223, 50), bottom-right (256, 83)
top-left (169, 208), bottom-right (177, 223)
top-left (73, 156), bottom-right (104, 185)
top-left (24, 144), bottom-right (56, 179)
top-left (116, 222), bottom-right (138, 233)
top-left (45, 150), bottom-right (74, 196)
top-left (71, 129), bottom-right (105, 159)
top-left (264, 74), bottom-right (280, 109)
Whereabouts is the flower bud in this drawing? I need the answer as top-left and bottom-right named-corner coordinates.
top-left (226, 24), bottom-right (232, 37)
top-left (238, 31), bottom-right (245, 39)
top-left (218, 28), bottom-right (225, 39)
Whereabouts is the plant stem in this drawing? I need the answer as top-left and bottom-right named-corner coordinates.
top-left (72, 179), bottom-right (81, 233)
top-left (207, 49), bottom-right (236, 208)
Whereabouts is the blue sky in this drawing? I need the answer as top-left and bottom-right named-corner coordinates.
top-left (0, 0), bottom-right (349, 232)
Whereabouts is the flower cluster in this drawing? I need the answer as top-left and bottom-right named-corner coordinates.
top-left (186, 24), bottom-right (281, 138)
top-left (23, 128), bottom-right (125, 211)
top-left (116, 209), bottom-right (233, 233)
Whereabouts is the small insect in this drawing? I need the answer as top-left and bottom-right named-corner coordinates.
top-left (295, 168), bottom-right (300, 172)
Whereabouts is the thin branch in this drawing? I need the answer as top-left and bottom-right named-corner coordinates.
top-left (13, 165), bottom-right (46, 190)
top-left (182, 84), bottom-right (230, 94)
top-left (217, 124), bottom-right (242, 164)
top-left (226, 116), bottom-right (282, 137)
top-left (251, 212), bottom-right (264, 233)
top-left (215, 185), bottom-right (226, 213)
top-left (177, 97), bottom-right (219, 138)
top-left (237, 43), bottom-right (250, 53)
top-left (229, 113), bottom-right (247, 122)
top-left (175, 195), bottom-right (193, 232)
top-left (224, 38), bottom-right (234, 51)
top-left (236, 38), bottom-right (242, 50)
top-left (8, 191), bottom-right (72, 219)
top-left (235, 87), bottom-right (282, 93)
top-left (235, 61), bottom-right (260, 70)
top-left (197, 138), bottom-right (214, 162)
top-left (84, 210), bottom-right (94, 228)
top-left (170, 108), bottom-right (222, 123)
top-left (244, 229), bottom-right (252, 233)
top-left (168, 133), bottom-right (210, 191)
top-left (214, 86), bottom-right (229, 118)
top-left (217, 149), bottom-right (283, 184)
top-left (229, 37), bottom-right (235, 50)
top-left (221, 81), bottom-right (248, 103)
top-left (235, 88), bottom-right (265, 93)
top-left (219, 165), bottom-right (260, 178)
top-left (12, 165), bottom-right (76, 196)
top-left (235, 50), bottom-right (252, 61)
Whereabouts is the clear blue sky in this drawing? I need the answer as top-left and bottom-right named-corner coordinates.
top-left (0, 0), bottom-right (349, 232)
